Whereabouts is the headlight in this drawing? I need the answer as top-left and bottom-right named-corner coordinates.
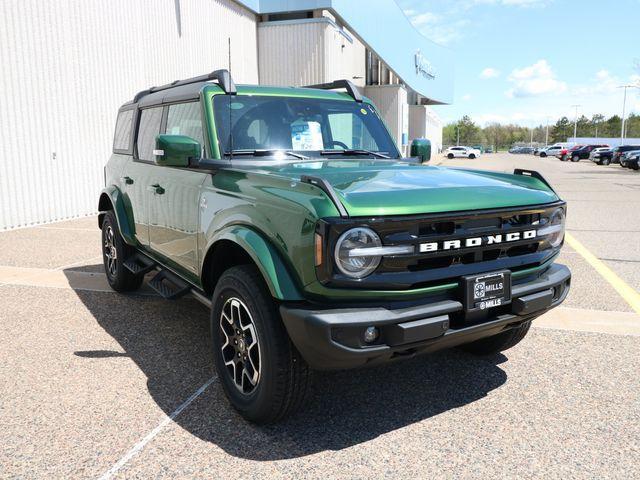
top-left (538, 208), bottom-right (565, 248)
top-left (334, 227), bottom-right (382, 278)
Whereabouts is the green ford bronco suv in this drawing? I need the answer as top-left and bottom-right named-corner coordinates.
top-left (99, 70), bottom-right (570, 423)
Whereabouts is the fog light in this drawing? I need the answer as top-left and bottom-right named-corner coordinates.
top-left (363, 326), bottom-right (379, 343)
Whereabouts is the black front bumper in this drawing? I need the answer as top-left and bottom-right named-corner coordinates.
top-left (280, 263), bottom-right (571, 370)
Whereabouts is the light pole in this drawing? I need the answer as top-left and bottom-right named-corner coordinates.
top-left (545, 116), bottom-right (550, 146)
top-left (456, 124), bottom-right (460, 146)
top-left (570, 104), bottom-right (581, 142)
top-left (618, 85), bottom-right (640, 146)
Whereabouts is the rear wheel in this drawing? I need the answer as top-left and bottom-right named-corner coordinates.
top-left (211, 265), bottom-right (311, 424)
top-left (101, 211), bottom-right (143, 292)
top-left (571, 155), bottom-right (580, 162)
top-left (460, 321), bottom-right (532, 356)
top-left (447, 153), bottom-right (454, 159)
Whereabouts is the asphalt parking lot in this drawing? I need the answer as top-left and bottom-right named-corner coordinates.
top-left (1, 153), bottom-right (639, 479)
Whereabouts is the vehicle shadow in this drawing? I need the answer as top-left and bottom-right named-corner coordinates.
top-left (68, 266), bottom-right (508, 460)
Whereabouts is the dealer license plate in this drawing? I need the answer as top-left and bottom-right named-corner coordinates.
top-left (463, 271), bottom-right (511, 311)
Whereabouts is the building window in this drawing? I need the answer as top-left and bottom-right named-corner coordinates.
top-left (136, 107), bottom-right (163, 161)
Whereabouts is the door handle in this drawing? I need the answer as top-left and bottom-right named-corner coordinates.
top-left (120, 176), bottom-right (133, 185)
top-left (147, 184), bottom-right (165, 195)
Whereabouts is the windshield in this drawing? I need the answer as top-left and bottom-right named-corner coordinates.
top-left (213, 95), bottom-right (400, 158)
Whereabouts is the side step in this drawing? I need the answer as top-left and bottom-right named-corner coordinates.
top-left (123, 253), bottom-right (156, 276)
top-left (148, 270), bottom-right (191, 300)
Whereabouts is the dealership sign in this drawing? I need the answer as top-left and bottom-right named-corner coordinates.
top-left (414, 50), bottom-right (436, 80)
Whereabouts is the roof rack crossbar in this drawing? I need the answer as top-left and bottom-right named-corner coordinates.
top-left (132, 69), bottom-right (236, 103)
top-left (303, 80), bottom-right (363, 102)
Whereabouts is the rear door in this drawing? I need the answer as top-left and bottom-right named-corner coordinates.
top-left (147, 102), bottom-right (208, 276)
top-left (121, 106), bottom-right (164, 247)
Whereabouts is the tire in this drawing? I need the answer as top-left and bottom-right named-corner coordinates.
top-left (101, 210), bottom-right (144, 292)
top-left (571, 155), bottom-right (580, 162)
top-left (211, 265), bottom-right (311, 424)
top-left (540, 152), bottom-right (547, 157)
top-left (468, 153), bottom-right (476, 159)
top-left (632, 163), bottom-right (639, 171)
top-left (447, 153), bottom-right (454, 159)
top-left (460, 321), bottom-right (532, 356)
top-left (560, 155), bottom-right (568, 161)
top-left (602, 158), bottom-right (610, 166)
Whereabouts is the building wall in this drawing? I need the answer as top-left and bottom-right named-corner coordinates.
top-left (364, 85), bottom-right (408, 154)
top-left (568, 137), bottom-right (640, 148)
top-left (258, 18), bottom-right (366, 87)
top-left (0, 0), bottom-right (258, 230)
top-left (409, 105), bottom-right (443, 154)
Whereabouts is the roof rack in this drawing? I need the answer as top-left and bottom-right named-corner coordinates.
top-left (132, 69), bottom-right (237, 103)
top-left (303, 79), bottom-right (363, 103)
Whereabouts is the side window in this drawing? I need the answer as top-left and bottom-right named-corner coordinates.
top-left (166, 102), bottom-right (205, 151)
top-left (113, 109), bottom-right (134, 152)
top-left (136, 107), bottom-right (163, 161)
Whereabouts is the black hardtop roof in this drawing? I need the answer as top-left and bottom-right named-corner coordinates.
top-left (118, 70), bottom-right (362, 111)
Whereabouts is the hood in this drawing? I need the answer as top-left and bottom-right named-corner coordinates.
top-left (250, 160), bottom-right (559, 217)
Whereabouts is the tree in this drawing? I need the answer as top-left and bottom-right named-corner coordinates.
top-left (550, 117), bottom-right (572, 143)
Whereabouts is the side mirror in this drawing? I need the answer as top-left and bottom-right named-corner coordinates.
top-left (154, 134), bottom-right (201, 167)
top-left (410, 138), bottom-right (431, 163)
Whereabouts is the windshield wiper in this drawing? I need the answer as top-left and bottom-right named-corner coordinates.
top-left (225, 149), bottom-right (309, 160)
top-left (320, 149), bottom-right (390, 159)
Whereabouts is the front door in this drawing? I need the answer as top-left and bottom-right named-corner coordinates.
top-left (147, 102), bottom-right (208, 276)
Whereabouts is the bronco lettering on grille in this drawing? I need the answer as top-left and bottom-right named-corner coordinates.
top-left (419, 229), bottom-right (537, 253)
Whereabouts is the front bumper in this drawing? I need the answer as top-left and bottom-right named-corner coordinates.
top-left (280, 263), bottom-right (571, 370)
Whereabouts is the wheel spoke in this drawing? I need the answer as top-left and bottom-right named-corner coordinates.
top-left (218, 296), bottom-right (261, 394)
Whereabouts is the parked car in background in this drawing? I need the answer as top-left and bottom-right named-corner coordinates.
top-left (620, 149), bottom-right (640, 168)
top-left (557, 145), bottom-right (583, 161)
top-left (591, 147), bottom-right (614, 165)
top-left (471, 145), bottom-right (485, 153)
top-left (485, 147), bottom-right (494, 153)
top-left (444, 146), bottom-right (482, 159)
top-left (627, 152), bottom-right (640, 170)
top-left (614, 145), bottom-right (640, 165)
top-left (539, 145), bottom-right (565, 158)
top-left (567, 144), bottom-right (609, 162)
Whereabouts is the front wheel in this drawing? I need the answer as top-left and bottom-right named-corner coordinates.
top-left (211, 265), bottom-right (311, 424)
top-left (460, 321), bottom-right (532, 356)
top-left (540, 152), bottom-right (547, 157)
top-left (602, 158), bottom-right (611, 165)
top-left (571, 155), bottom-right (580, 162)
top-left (468, 153), bottom-right (476, 159)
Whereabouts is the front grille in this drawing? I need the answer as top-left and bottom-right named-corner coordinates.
top-left (317, 202), bottom-right (564, 289)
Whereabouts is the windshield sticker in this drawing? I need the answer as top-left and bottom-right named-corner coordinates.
top-left (230, 102), bottom-right (245, 110)
top-left (360, 108), bottom-right (367, 115)
top-left (291, 120), bottom-right (323, 150)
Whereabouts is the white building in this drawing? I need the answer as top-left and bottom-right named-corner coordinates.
top-left (0, 0), bottom-right (453, 230)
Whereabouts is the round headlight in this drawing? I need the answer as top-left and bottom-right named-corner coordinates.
top-left (334, 227), bottom-right (382, 278)
top-left (539, 208), bottom-right (565, 248)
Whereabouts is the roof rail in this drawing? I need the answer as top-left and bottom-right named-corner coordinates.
top-left (132, 69), bottom-right (237, 103)
top-left (304, 80), bottom-right (363, 103)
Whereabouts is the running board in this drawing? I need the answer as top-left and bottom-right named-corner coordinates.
top-left (148, 270), bottom-right (191, 300)
top-left (123, 253), bottom-right (156, 276)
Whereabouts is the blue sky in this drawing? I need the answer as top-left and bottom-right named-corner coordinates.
top-left (397, 0), bottom-right (640, 126)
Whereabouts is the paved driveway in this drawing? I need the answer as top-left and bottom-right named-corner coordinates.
top-left (1, 154), bottom-right (639, 479)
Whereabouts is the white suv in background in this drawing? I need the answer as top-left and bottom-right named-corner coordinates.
top-left (539, 145), bottom-right (565, 158)
top-left (444, 146), bottom-right (481, 159)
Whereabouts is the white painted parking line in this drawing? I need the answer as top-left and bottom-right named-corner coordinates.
top-left (97, 376), bottom-right (217, 480)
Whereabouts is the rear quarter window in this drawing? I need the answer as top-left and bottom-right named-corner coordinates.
top-left (113, 109), bottom-right (134, 153)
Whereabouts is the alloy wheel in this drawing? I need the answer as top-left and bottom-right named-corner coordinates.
top-left (104, 225), bottom-right (117, 277)
top-left (219, 297), bottom-right (261, 394)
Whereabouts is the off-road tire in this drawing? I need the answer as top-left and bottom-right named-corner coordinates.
top-left (211, 265), bottom-right (311, 424)
top-left (101, 210), bottom-right (144, 292)
top-left (459, 321), bottom-right (532, 356)
top-left (447, 153), bottom-right (454, 159)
